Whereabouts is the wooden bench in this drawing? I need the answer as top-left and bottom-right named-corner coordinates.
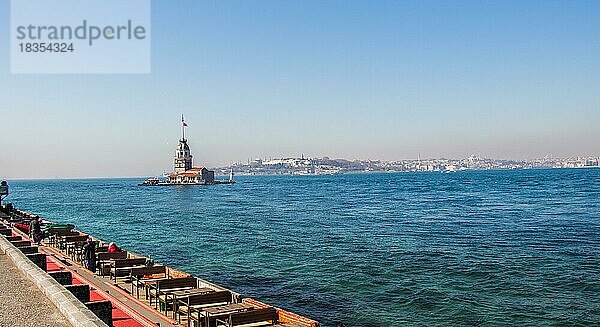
top-left (96, 245), bottom-right (109, 253)
top-left (148, 276), bottom-right (197, 311)
top-left (59, 235), bottom-right (89, 257)
top-left (97, 251), bottom-right (128, 261)
top-left (129, 265), bottom-right (168, 298)
top-left (47, 229), bottom-right (78, 246)
top-left (217, 307), bottom-right (279, 327)
top-left (178, 290), bottom-right (232, 324)
top-left (109, 258), bottom-right (147, 283)
top-left (72, 240), bottom-right (100, 262)
top-left (97, 251), bottom-right (128, 276)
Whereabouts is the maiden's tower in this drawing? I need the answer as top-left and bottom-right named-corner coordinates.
top-left (140, 116), bottom-right (232, 186)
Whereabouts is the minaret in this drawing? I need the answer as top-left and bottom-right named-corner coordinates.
top-left (174, 115), bottom-right (193, 172)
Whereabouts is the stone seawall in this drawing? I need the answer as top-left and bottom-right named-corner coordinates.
top-left (0, 234), bottom-right (108, 327)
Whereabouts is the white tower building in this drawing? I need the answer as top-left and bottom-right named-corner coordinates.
top-left (174, 139), bottom-right (193, 172)
top-left (174, 115), bottom-right (193, 172)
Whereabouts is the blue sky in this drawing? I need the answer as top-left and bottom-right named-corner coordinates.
top-left (1, 0), bottom-right (599, 178)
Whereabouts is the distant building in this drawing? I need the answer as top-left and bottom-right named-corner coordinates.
top-left (168, 167), bottom-right (214, 184)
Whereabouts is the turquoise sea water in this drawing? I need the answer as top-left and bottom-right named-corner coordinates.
top-left (6, 169), bottom-right (600, 326)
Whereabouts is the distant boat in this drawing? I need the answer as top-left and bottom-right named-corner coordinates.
top-left (138, 177), bottom-right (161, 186)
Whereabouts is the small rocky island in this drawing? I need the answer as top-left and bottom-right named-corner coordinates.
top-left (140, 117), bottom-right (234, 186)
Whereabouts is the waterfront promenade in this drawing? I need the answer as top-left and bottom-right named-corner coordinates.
top-left (0, 253), bottom-right (71, 327)
top-left (1, 207), bottom-right (319, 327)
top-left (41, 244), bottom-right (179, 327)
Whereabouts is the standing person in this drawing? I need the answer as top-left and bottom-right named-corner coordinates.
top-left (29, 218), bottom-right (37, 240)
top-left (30, 217), bottom-right (43, 245)
top-left (82, 237), bottom-right (97, 272)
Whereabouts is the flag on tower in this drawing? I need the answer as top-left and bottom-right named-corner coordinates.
top-left (182, 115), bottom-right (188, 126)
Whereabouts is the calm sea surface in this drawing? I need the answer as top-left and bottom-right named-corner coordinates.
top-left (7, 169), bottom-right (600, 326)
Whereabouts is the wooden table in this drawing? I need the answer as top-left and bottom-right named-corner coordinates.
top-left (61, 235), bottom-right (88, 260)
top-left (200, 303), bottom-right (254, 326)
top-left (170, 287), bottom-right (214, 319)
top-left (139, 277), bottom-right (169, 300)
top-left (154, 286), bottom-right (195, 313)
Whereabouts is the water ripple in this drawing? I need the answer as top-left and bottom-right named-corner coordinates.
top-left (7, 168), bottom-right (600, 326)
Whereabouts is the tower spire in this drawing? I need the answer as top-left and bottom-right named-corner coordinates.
top-left (181, 114), bottom-right (185, 140)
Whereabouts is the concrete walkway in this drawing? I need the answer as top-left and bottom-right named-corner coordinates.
top-left (0, 253), bottom-right (72, 327)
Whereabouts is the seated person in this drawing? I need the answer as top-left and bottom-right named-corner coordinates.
top-left (107, 242), bottom-right (122, 253)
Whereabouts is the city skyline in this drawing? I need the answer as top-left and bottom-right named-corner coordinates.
top-left (3, 152), bottom-right (599, 180)
top-left (222, 154), bottom-right (600, 176)
top-left (1, 1), bottom-right (599, 179)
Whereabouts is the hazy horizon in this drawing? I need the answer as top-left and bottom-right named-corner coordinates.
top-left (2, 1), bottom-right (599, 179)
top-left (2, 152), bottom-right (598, 180)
